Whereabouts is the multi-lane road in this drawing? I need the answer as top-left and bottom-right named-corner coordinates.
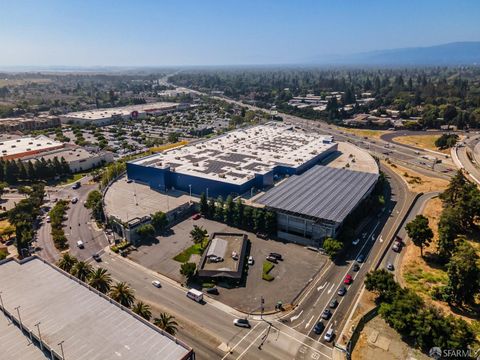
top-left (30, 82), bottom-right (464, 359)
top-left (36, 176), bottom-right (108, 263)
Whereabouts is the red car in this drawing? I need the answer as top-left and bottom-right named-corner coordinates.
top-left (192, 213), bottom-right (201, 220)
top-left (344, 274), bottom-right (353, 285)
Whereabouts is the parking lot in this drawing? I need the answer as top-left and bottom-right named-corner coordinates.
top-left (128, 217), bottom-right (328, 313)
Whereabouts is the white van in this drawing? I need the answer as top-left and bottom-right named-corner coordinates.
top-left (76, 240), bottom-right (84, 249)
top-left (186, 289), bottom-right (203, 303)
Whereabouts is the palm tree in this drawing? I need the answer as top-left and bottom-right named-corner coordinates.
top-left (71, 261), bottom-right (93, 281)
top-left (154, 313), bottom-right (178, 335)
top-left (87, 268), bottom-right (112, 294)
top-left (57, 252), bottom-right (78, 273)
top-left (109, 282), bottom-right (135, 308)
top-left (132, 301), bottom-right (152, 321)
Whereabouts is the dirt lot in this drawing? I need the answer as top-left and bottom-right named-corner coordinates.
top-left (341, 128), bottom-right (391, 140)
top-left (400, 197), bottom-right (480, 329)
top-left (382, 160), bottom-right (449, 193)
top-left (129, 217), bottom-right (327, 312)
top-left (393, 134), bottom-right (445, 153)
top-left (352, 314), bottom-right (429, 360)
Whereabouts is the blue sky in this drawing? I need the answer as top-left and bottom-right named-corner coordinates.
top-left (0, 0), bottom-right (479, 66)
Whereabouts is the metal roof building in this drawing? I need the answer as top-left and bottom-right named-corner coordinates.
top-left (255, 165), bottom-right (378, 245)
top-left (0, 257), bottom-right (194, 360)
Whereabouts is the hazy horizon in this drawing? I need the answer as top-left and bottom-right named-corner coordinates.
top-left (1, 0), bottom-right (479, 67)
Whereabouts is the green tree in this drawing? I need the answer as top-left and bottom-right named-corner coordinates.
top-left (199, 192), bottom-right (208, 216)
top-left (437, 207), bottom-right (461, 260)
top-left (233, 198), bottom-right (244, 228)
top-left (180, 262), bottom-right (196, 280)
top-left (253, 208), bottom-right (265, 233)
top-left (264, 210), bottom-right (277, 235)
top-left (132, 301), bottom-right (152, 321)
top-left (109, 282), bottom-right (135, 308)
top-left (405, 215), bottom-right (433, 257)
top-left (167, 132), bottom-right (179, 143)
top-left (190, 225), bottom-right (207, 245)
top-left (87, 268), bottom-right (112, 294)
top-left (322, 237), bottom-right (343, 259)
top-left (151, 211), bottom-right (168, 233)
top-left (154, 313), bottom-right (178, 335)
top-left (224, 195), bottom-right (234, 224)
top-left (214, 196), bottom-right (224, 221)
top-left (136, 224), bottom-right (155, 239)
top-left (446, 241), bottom-right (480, 306)
top-left (364, 269), bottom-right (400, 303)
top-left (57, 253), bottom-right (78, 273)
top-left (71, 261), bottom-right (93, 282)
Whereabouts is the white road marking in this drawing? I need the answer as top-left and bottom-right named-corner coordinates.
top-left (327, 283), bottom-right (335, 294)
top-left (290, 310), bottom-right (303, 322)
top-left (317, 282), bottom-right (327, 291)
top-left (305, 315), bottom-right (315, 329)
top-left (220, 322), bottom-right (262, 359)
top-left (235, 326), bottom-right (269, 360)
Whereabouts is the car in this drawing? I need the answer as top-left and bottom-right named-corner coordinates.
top-left (266, 255), bottom-right (278, 263)
top-left (233, 318), bottom-right (251, 328)
top-left (76, 240), bottom-right (84, 249)
top-left (392, 241), bottom-right (402, 252)
top-left (72, 182), bottom-right (81, 190)
top-left (344, 274), bottom-right (353, 285)
top-left (192, 213), bottom-right (201, 220)
top-left (269, 252), bottom-right (283, 261)
top-left (321, 309), bottom-right (331, 320)
top-left (46, 215), bottom-right (51, 223)
top-left (71, 197), bottom-right (78, 204)
top-left (324, 327), bottom-right (334, 342)
top-left (337, 286), bottom-right (347, 296)
top-left (387, 263), bottom-right (395, 271)
top-left (126, 179), bottom-right (133, 183)
top-left (352, 263), bottom-right (360, 272)
top-left (352, 238), bottom-right (360, 245)
top-left (356, 254), bottom-right (365, 263)
top-left (313, 321), bottom-right (325, 334)
top-left (256, 232), bottom-right (268, 239)
top-left (152, 280), bottom-right (162, 288)
top-left (205, 287), bottom-right (219, 295)
top-left (329, 299), bottom-right (338, 308)
top-left (248, 256), bottom-right (254, 265)
top-left (208, 256), bottom-right (223, 263)
top-left (92, 253), bottom-right (101, 262)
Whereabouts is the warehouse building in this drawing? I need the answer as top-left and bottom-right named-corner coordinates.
top-left (0, 115), bottom-right (60, 133)
top-left (0, 257), bottom-right (194, 360)
top-left (255, 165), bottom-right (379, 246)
top-left (127, 123), bottom-right (337, 198)
top-left (61, 102), bottom-right (189, 125)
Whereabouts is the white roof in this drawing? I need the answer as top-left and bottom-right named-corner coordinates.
top-left (131, 123), bottom-right (336, 185)
top-left (0, 135), bottom-right (63, 158)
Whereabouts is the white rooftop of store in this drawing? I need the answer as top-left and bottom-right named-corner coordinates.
top-left (131, 123), bottom-right (336, 185)
top-left (63, 102), bottom-right (179, 120)
top-left (0, 135), bottom-right (63, 158)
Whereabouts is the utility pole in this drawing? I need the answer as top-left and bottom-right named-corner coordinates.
top-left (260, 297), bottom-right (264, 320)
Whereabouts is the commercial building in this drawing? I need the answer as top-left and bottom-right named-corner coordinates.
top-left (24, 145), bottom-right (114, 173)
top-left (198, 233), bottom-right (247, 280)
top-left (61, 102), bottom-right (189, 125)
top-left (0, 257), bottom-right (194, 360)
top-left (255, 165), bottom-right (379, 246)
top-left (0, 115), bottom-right (60, 133)
top-left (0, 135), bottom-right (64, 160)
top-left (127, 123), bottom-right (337, 198)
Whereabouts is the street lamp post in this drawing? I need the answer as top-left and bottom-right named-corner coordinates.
top-left (14, 306), bottom-right (22, 329)
top-left (58, 340), bottom-right (65, 360)
top-left (188, 184), bottom-right (192, 203)
top-left (0, 291), bottom-right (4, 311)
top-left (35, 322), bottom-right (43, 350)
